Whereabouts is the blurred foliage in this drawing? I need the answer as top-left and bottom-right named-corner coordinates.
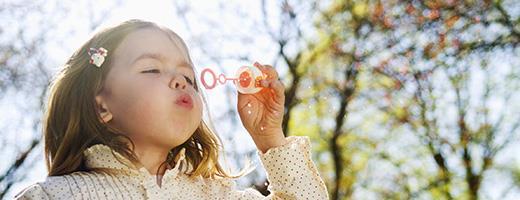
top-left (286, 0), bottom-right (519, 199)
top-left (0, 1), bottom-right (121, 198)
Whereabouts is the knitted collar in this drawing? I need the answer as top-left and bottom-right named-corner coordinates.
top-left (83, 144), bottom-right (187, 176)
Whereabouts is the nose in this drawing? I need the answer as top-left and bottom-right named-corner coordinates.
top-left (169, 74), bottom-right (187, 90)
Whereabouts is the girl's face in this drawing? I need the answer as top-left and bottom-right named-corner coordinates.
top-left (96, 28), bottom-right (203, 150)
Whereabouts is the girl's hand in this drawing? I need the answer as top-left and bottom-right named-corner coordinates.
top-left (237, 62), bottom-right (287, 153)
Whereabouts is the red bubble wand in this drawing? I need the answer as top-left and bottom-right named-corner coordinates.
top-left (200, 65), bottom-right (266, 94)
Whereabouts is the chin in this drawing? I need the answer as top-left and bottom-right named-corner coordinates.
top-left (172, 130), bottom-right (197, 147)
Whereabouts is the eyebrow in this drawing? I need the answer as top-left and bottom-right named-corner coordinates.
top-left (131, 53), bottom-right (193, 69)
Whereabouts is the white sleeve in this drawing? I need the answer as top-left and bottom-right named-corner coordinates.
top-left (227, 136), bottom-right (329, 199)
top-left (14, 183), bottom-right (50, 200)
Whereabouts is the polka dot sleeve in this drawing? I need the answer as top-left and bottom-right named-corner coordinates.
top-left (230, 136), bottom-right (329, 199)
top-left (14, 183), bottom-right (49, 200)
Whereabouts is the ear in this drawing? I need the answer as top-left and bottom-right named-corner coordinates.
top-left (95, 95), bottom-right (113, 123)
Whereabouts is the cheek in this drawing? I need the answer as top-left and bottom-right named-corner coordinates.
top-left (107, 79), bottom-right (158, 120)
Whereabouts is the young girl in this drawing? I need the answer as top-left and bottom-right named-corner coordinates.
top-left (15, 19), bottom-right (328, 199)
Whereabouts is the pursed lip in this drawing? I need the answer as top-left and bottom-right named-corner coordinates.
top-left (175, 92), bottom-right (193, 109)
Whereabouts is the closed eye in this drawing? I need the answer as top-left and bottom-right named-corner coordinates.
top-left (183, 75), bottom-right (198, 91)
top-left (141, 69), bottom-right (197, 90)
top-left (141, 69), bottom-right (160, 73)
top-left (183, 75), bottom-right (194, 85)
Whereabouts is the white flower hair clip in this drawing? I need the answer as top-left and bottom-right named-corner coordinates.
top-left (88, 47), bottom-right (108, 67)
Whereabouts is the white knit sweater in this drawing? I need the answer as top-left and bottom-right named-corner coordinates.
top-left (14, 136), bottom-right (329, 199)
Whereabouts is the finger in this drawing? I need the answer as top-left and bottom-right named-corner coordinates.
top-left (237, 92), bottom-right (252, 111)
top-left (254, 62), bottom-right (278, 81)
top-left (269, 79), bottom-right (285, 102)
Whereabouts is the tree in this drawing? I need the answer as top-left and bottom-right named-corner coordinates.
top-left (238, 0), bottom-right (519, 199)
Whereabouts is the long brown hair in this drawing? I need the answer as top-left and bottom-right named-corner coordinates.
top-left (44, 19), bottom-right (249, 179)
